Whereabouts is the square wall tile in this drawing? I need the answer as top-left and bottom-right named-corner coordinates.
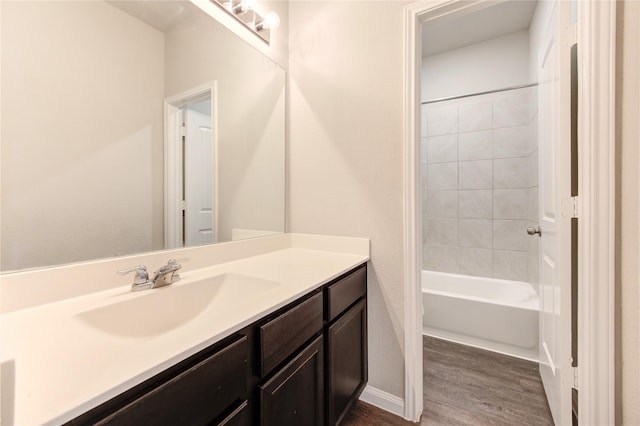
top-left (493, 189), bottom-right (529, 219)
top-left (528, 113), bottom-right (539, 153)
top-left (426, 105), bottom-right (458, 137)
top-left (459, 130), bottom-right (492, 161)
top-left (493, 125), bottom-right (531, 158)
top-left (459, 190), bottom-right (492, 219)
top-left (529, 150), bottom-right (539, 187)
top-left (424, 190), bottom-right (458, 218)
top-left (427, 134), bottom-right (458, 164)
top-left (528, 187), bottom-right (539, 222)
top-left (493, 89), bottom-right (537, 128)
top-left (458, 100), bottom-right (492, 133)
top-left (493, 157), bottom-right (531, 189)
top-left (423, 218), bottom-right (458, 246)
top-left (493, 250), bottom-right (528, 282)
top-left (423, 245), bottom-right (458, 273)
top-left (459, 219), bottom-right (492, 248)
top-left (459, 160), bottom-right (492, 190)
top-left (421, 105), bottom-right (429, 138)
top-left (425, 163), bottom-right (458, 190)
top-left (421, 138), bottom-right (428, 164)
top-left (493, 220), bottom-right (530, 251)
top-left (458, 248), bottom-right (492, 278)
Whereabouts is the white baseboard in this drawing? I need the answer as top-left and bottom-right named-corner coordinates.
top-left (359, 385), bottom-right (406, 419)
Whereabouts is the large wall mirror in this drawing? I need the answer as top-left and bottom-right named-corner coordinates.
top-left (1, 0), bottom-right (286, 272)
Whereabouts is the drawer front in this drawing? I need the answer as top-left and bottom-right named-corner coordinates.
top-left (97, 336), bottom-right (248, 426)
top-left (218, 401), bottom-right (250, 426)
top-left (327, 265), bottom-right (366, 322)
top-left (260, 292), bottom-right (323, 376)
top-left (260, 336), bottom-right (324, 426)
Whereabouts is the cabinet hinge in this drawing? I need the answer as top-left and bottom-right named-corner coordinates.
top-left (562, 196), bottom-right (581, 218)
top-left (180, 124), bottom-right (187, 138)
top-left (573, 366), bottom-right (579, 389)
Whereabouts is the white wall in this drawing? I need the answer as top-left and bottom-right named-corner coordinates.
top-left (422, 30), bottom-right (531, 101)
top-left (0, 1), bottom-right (165, 271)
top-left (288, 0), bottom-right (409, 399)
top-left (616, 0), bottom-right (640, 422)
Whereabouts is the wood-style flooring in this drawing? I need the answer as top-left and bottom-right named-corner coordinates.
top-left (342, 336), bottom-right (554, 426)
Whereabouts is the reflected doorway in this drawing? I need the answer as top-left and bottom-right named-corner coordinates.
top-left (165, 83), bottom-right (218, 248)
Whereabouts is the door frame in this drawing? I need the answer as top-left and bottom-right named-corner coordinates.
top-left (164, 81), bottom-right (219, 249)
top-left (402, 1), bottom-right (616, 424)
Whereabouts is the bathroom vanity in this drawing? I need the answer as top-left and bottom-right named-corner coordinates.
top-left (69, 264), bottom-right (366, 426)
top-left (0, 234), bottom-right (369, 425)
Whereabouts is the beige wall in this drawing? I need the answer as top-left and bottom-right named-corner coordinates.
top-left (1, 2), bottom-right (165, 271)
top-left (164, 7), bottom-right (286, 242)
top-left (616, 0), bottom-right (640, 423)
top-left (288, 0), bottom-right (409, 398)
top-left (289, 0), bottom-right (640, 411)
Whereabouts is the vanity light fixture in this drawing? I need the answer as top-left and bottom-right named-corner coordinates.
top-left (212, 0), bottom-right (279, 44)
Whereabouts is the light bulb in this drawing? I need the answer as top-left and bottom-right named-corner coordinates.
top-left (232, 0), bottom-right (255, 13)
top-left (255, 10), bottom-right (280, 31)
top-left (263, 11), bottom-right (280, 30)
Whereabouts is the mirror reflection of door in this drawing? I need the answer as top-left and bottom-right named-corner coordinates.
top-left (165, 86), bottom-right (217, 249)
top-left (183, 98), bottom-right (215, 246)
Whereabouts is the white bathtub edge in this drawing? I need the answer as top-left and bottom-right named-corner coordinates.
top-left (359, 385), bottom-right (406, 419)
top-left (423, 327), bottom-right (539, 363)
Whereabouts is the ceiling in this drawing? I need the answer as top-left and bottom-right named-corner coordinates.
top-left (107, 1), bottom-right (200, 33)
top-left (422, 1), bottom-right (538, 57)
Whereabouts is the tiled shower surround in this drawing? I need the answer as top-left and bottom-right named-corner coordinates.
top-left (421, 86), bottom-right (539, 283)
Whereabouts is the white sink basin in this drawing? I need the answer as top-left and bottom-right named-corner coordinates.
top-left (75, 273), bottom-right (281, 338)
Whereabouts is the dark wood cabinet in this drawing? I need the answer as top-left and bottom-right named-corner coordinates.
top-left (260, 291), bottom-right (323, 376)
top-left (260, 336), bottom-right (324, 426)
top-left (327, 299), bottom-right (367, 425)
top-left (218, 401), bottom-right (251, 426)
top-left (69, 264), bottom-right (367, 426)
top-left (71, 335), bottom-right (249, 426)
top-left (325, 265), bottom-right (368, 425)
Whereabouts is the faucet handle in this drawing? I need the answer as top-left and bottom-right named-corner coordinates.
top-left (117, 265), bottom-right (149, 285)
top-left (166, 258), bottom-right (188, 283)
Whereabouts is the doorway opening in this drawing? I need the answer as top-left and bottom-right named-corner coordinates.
top-left (164, 83), bottom-right (218, 249)
top-left (403, 1), bottom-right (615, 424)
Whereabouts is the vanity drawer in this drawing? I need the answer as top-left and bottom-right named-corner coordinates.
top-left (260, 292), bottom-right (323, 376)
top-left (218, 400), bottom-right (250, 426)
top-left (327, 265), bottom-right (366, 322)
top-left (95, 336), bottom-right (248, 426)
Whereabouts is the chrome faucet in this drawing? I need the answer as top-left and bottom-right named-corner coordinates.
top-left (118, 259), bottom-right (187, 291)
top-left (151, 259), bottom-right (184, 288)
top-left (117, 265), bottom-right (153, 291)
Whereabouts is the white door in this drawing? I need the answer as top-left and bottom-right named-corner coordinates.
top-left (537, 1), bottom-right (573, 424)
top-left (184, 108), bottom-right (215, 246)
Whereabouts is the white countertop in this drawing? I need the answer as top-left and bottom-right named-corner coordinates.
top-left (0, 234), bottom-right (369, 425)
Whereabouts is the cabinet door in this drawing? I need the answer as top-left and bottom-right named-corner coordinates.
top-left (327, 299), bottom-right (367, 425)
top-left (260, 336), bottom-right (324, 426)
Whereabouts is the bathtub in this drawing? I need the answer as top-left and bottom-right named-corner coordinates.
top-left (422, 270), bottom-right (539, 361)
